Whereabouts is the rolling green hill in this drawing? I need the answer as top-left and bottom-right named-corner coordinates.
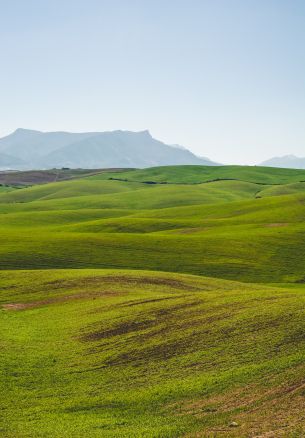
top-left (90, 164), bottom-right (305, 184)
top-left (2, 165), bottom-right (305, 436)
top-left (0, 184), bottom-right (15, 193)
top-left (2, 269), bottom-right (305, 437)
top-left (0, 167), bottom-right (305, 282)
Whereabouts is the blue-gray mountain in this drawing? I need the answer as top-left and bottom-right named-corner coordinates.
top-left (260, 155), bottom-right (305, 170)
top-left (0, 129), bottom-right (219, 170)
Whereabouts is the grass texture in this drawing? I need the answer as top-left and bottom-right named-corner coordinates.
top-left (2, 165), bottom-right (305, 436)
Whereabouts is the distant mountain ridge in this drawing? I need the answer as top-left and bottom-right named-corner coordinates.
top-left (260, 155), bottom-right (305, 170)
top-left (0, 128), bottom-right (219, 170)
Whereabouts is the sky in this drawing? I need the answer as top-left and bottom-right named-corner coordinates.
top-left (0, 0), bottom-right (304, 164)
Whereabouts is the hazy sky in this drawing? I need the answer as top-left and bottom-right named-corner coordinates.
top-left (0, 0), bottom-right (304, 164)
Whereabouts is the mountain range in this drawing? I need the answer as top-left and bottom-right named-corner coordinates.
top-left (0, 129), bottom-right (218, 170)
top-left (1, 129), bottom-right (304, 171)
top-left (260, 155), bottom-right (305, 169)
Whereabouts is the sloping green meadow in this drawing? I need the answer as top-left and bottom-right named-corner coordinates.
top-left (2, 165), bottom-right (305, 436)
top-left (0, 185), bottom-right (15, 193)
top-left (1, 166), bottom-right (305, 282)
top-left (2, 270), bottom-right (305, 437)
top-left (89, 164), bottom-right (305, 184)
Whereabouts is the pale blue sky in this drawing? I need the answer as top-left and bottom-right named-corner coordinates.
top-left (0, 0), bottom-right (304, 164)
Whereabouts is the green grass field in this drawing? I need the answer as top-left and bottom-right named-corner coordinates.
top-left (0, 184), bottom-right (16, 193)
top-left (2, 165), bottom-right (305, 436)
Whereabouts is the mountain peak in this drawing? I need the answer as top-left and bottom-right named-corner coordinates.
top-left (261, 154), bottom-right (305, 169)
top-left (13, 128), bottom-right (41, 134)
top-left (0, 128), bottom-right (218, 170)
top-left (140, 129), bottom-right (151, 136)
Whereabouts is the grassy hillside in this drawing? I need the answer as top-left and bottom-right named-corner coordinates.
top-left (0, 179), bottom-right (262, 211)
top-left (2, 165), bottom-right (305, 436)
top-left (0, 171), bottom-right (305, 282)
top-left (90, 164), bottom-right (305, 184)
top-left (0, 179), bottom-right (144, 204)
top-left (0, 184), bottom-right (15, 193)
top-left (2, 269), bottom-right (305, 437)
top-left (258, 181), bottom-right (305, 198)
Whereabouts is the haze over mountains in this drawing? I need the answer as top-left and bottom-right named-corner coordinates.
top-left (0, 129), bottom-right (303, 171)
top-left (0, 129), bottom-right (218, 170)
top-left (260, 155), bottom-right (305, 169)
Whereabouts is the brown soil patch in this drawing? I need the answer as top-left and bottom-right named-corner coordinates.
top-left (83, 319), bottom-right (157, 341)
top-left (2, 303), bottom-right (33, 310)
top-left (120, 295), bottom-right (181, 307)
top-left (264, 223), bottom-right (288, 228)
top-left (84, 299), bottom-right (201, 344)
top-left (107, 275), bottom-right (202, 291)
top-left (100, 305), bottom-right (238, 366)
top-left (180, 377), bottom-right (305, 437)
top-left (2, 290), bottom-right (120, 311)
top-left (175, 227), bottom-right (208, 234)
top-left (44, 275), bottom-right (201, 291)
top-left (0, 168), bottom-right (121, 187)
top-left (85, 300), bottom-right (243, 367)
